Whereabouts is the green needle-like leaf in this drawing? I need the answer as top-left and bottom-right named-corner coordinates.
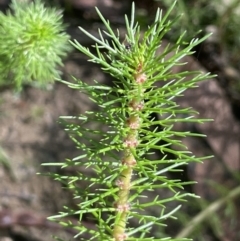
top-left (43, 1), bottom-right (216, 240)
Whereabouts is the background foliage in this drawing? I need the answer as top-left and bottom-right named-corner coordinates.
top-left (0, 0), bottom-right (71, 89)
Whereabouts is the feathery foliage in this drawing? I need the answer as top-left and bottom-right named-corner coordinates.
top-left (43, 1), bottom-right (214, 240)
top-left (0, 0), bottom-right (71, 89)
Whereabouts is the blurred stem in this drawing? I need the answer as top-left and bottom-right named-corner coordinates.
top-left (176, 185), bottom-right (240, 238)
top-left (0, 147), bottom-right (16, 181)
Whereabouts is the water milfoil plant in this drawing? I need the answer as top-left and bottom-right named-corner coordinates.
top-left (44, 1), bottom-right (214, 240)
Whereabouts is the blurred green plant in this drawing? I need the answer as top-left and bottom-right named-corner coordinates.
top-left (0, 0), bottom-right (71, 90)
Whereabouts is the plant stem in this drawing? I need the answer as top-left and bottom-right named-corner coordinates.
top-left (113, 59), bottom-right (147, 241)
top-left (113, 163), bottom-right (133, 240)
